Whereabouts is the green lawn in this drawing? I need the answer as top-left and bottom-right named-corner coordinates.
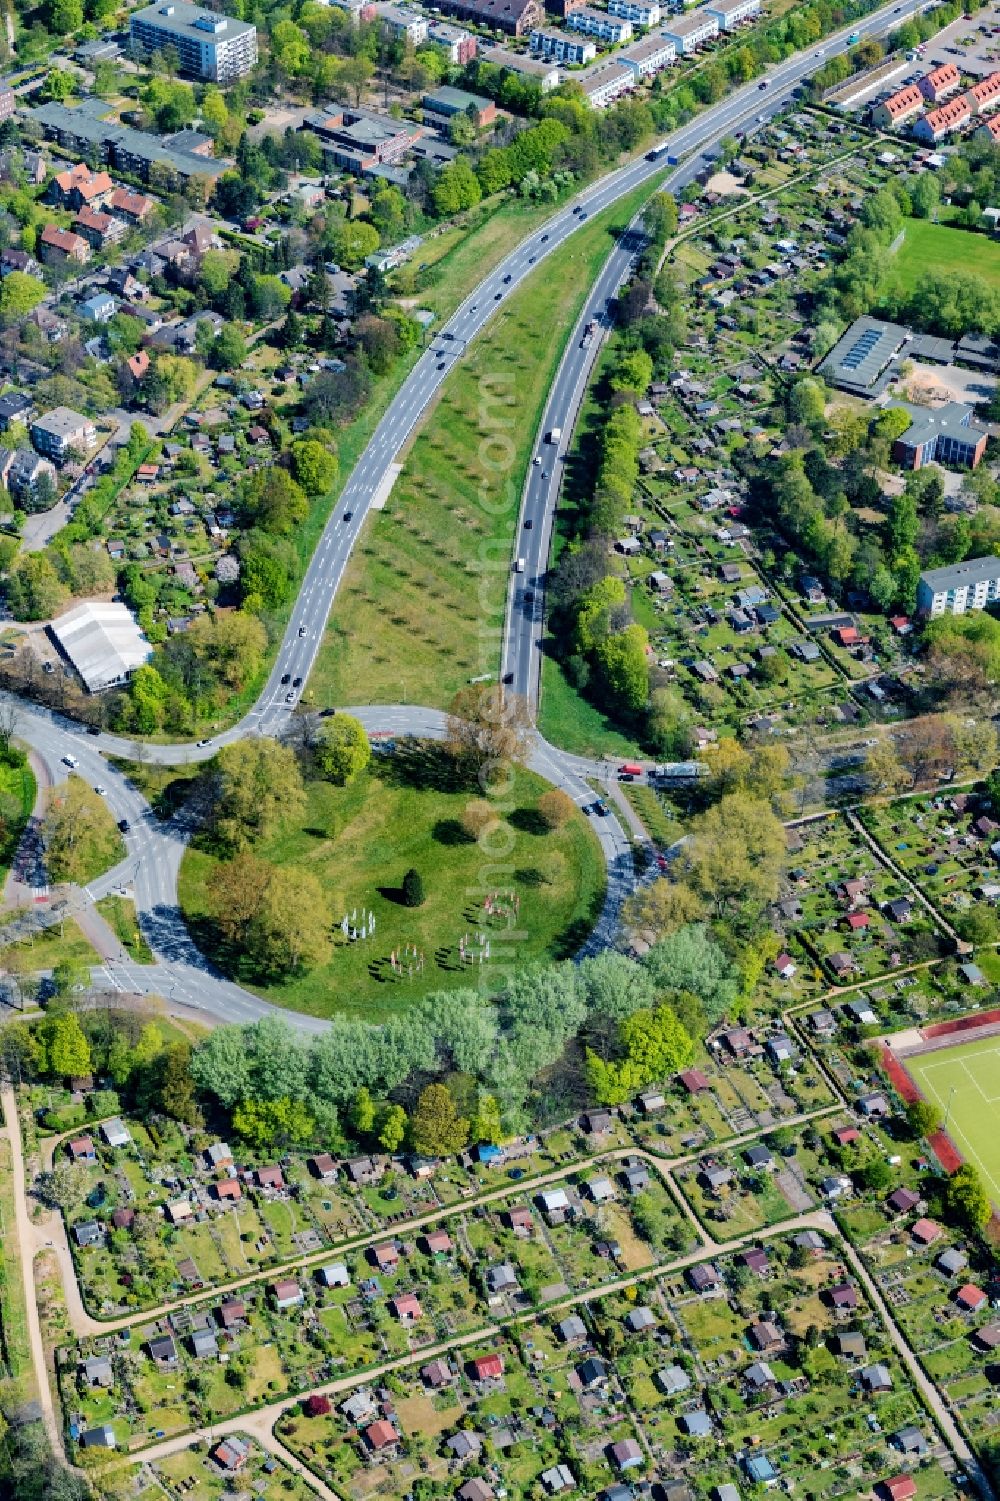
top-left (906, 1034), bottom-right (1000, 1206)
top-left (538, 655), bottom-right (643, 758)
top-left (95, 894), bottom-right (154, 964)
top-left (0, 918), bottom-right (99, 974)
top-left (177, 747), bottom-right (606, 1020)
top-left (310, 180), bottom-right (660, 712)
top-left (892, 219), bottom-right (1000, 294)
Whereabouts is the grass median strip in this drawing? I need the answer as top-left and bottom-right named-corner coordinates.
top-left (310, 180), bottom-right (659, 711)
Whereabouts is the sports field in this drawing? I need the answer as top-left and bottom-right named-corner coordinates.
top-left (907, 1034), bottom-right (1000, 1206)
top-left (892, 219), bottom-right (1000, 294)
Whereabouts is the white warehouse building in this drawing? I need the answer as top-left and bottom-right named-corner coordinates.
top-left (50, 601), bottom-right (152, 692)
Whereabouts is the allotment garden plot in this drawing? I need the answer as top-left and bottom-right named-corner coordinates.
top-left (860, 787), bottom-right (1000, 928)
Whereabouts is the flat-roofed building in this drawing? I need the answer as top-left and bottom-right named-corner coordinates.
top-left (566, 5), bottom-right (632, 39)
top-left (130, 1), bottom-right (257, 81)
top-left (482, 44), bottom-right (561, 85)
top-left (661, 10), bottom-right (718, 52)
top-left (578, 59), bottom-right (635, 105)
top-left (608, 0), bottom-right (660, 23)
top-left (531, 27), bottom-right (596, 61)
top-left (704, 0), bottom-right (760, 26)
top-left (917, 555), bottom-right (1000, 616)
top-left (620, 32), bottom-right (674, 75)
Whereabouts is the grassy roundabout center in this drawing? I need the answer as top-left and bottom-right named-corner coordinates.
top-left (178, 741), bottom-right (606, 1022)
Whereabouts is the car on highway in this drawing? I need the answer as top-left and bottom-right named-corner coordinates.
top-left (503, 671), bottom-right (514, 684)
top-left (494, 292), bottom-right (502, 300)
top-left (197, 739), bottom-right (212, 748)
top-left (95, 785), bottom-right (106, 796)
top-left (281, 673), bottom-right (291, 684)
top-left (529, 256), bottom-right (536, 264)
top-left (343, 510), bottom-right (353, 522)
top-left (118, 819), bottom-right (129, 833)
top-left (758, 79), bottom-right (769, 88)
top-left (592, 800), bottom-right (609, 816)
top-left (286, 691), bottom-right (295, 703)
top-left (62, 754), bottom-right (78, 768)
top-left (298, 625), bottom-right (307, 637)
top-left (503, 273), bottom-right (512, 283)
top-left (293, 677), bottom-right (302, 688)
top-left (524, 518), bottom-right (533, 529)
top-left (437, 360), bottom-right (446, 369)
top-left (541, 234), bottom-right (549, 242)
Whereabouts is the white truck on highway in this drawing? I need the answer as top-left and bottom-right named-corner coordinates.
top-left (546, 427), bottom-right (561, 444)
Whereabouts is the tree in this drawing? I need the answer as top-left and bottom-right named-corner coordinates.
top-left (402, 867), bottom-right (425, 908)
top-left (315, 714), bottom-right (371, 785)
top-left (213, 738), bottom-right (306, 850)
top-left (241, 466), bottom-right (308, 535)
top-left (945, 1163), bottom-right (992, 1231)
top-left (445, 683), bottom-right (532, 775)
top-left (210, 323), bottom-right (248, 370)
top-left (250, 866), bottom-right (331, 976)
top-left (409, 1083), bottom-right (469, 1156)
top-left (378, 1102), bottom-right (407, 1151)
top-left (864, 740), bottom-right (909, 799)
top-left (208, 851), bottom-right (273, 944)
top-left (0, 271), bottom-right (46, 323)
top-left (624, 879), bottom-right (704, 940)
top-left (537, 788), bottom-right (574, 829)
top-left (856, 1157), bottom-right (893, 1193)
top-left (471, 1093), bottom-right (503, 1144)
top-left (642, 924), bottom-right (739, 1030)
top-left (432, 157), bottom-right (482, 217)
top-left (153, 1042), bottom-right (202, 1126)
top-left (682, 794), bottom-right (786, 919)
top-left (36, 1012), bottom-right (91, 1079)
top-left (44, 0), bottom-right (83, 31)
top-left (906, 1098), bottom-right (941, 1139)
top-left (329, 220), bottom-right (380, 271)
top-left (43, 777), bottom-right (118, 884)
top-left (232, 1096), bottom-right (314, 1151)
top-left (291, 439), bottom-right (338, 497)
top-left (594, 625), bottom-right (650, 712)
top-left (7, 552), bottom-right (67, 620)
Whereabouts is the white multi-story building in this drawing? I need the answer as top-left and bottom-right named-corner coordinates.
top-left (130, 2), bottom-right (257, 82)
top-left (608, 0), bottom-right (661, 26)
top-left (566, 6), bottom-right (633, 42)
top-left (530, 26), bottom-right (596, 61)
top-left (620, 31), bottom-right (674, 76)
top-left (578, 59), bottom-right (634, 105)
top-left (374, 3), bottom-right (428, 41)
top-left (661, 10), bottom-right (717, 52)
top-left (917, 557), bottom-right (1000, 616)
top-left (704, 0), bottom-right (760, 27)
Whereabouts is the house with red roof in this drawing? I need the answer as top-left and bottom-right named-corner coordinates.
top-left (391, 1292), bottom-right (423, 1322)
top-left (469, 1352), bottom-right (504, 1382)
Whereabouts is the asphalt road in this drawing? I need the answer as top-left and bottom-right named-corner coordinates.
top-left (1, 0), bottom-right (925, 1027)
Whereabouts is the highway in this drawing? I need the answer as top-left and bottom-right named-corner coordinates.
top-left (0, 0), bottom-right (925, 1027)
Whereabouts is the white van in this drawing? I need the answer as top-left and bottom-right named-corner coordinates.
top-left (515, 558), bottom-right (526, 573)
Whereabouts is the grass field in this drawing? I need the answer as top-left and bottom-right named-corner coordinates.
top-left (310, 180), bottom-right (659, 712)
top-left (907, 1034), bottom-right (1000, 1206)
top-left (892, 219), bottom-right (1000, 294)
top-left (178, 746), bottom-right (606, 1021)
top-left (95, 895), bottom-right (154, 964)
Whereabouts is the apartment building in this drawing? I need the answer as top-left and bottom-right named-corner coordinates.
top-left (435, 0), bottom-right (542, 36)
top-left (32, 102), bottom-right (230, 187)
top-left (912, 94), bottom-right (971, 141)
top-left (130, 1), bottom-right (258, 81)
top-left (424, 21), bottom-right (477, 62)
top-left (530, 26), bottom-right (596, 61)
top-left (566, 6), bottom-right (632, 41)
top-left (966, 70), bottom-right (1000, 114)
top-left (374, 4), bottom-right (428, 41)
top-left (31, 407), bottom-right (97, 463)
top-left (620, 32), bottom-right (675, 76)
top-left (607, 0), bottom-right (661, 26)
top-left (918, 61), bottom-right (961, 102)
top-left (73, 206), bottom-right (126, 250)
top-left (917, 556), bottom-right (1000, 616)
top-left (578, 58), bottom-right (635, 104)
top-left (661, 9), bottom-right (718, 51)
top-left (704, 0), bottom-right (760, 27)
top-left (39, 225), bottom-right (90, 266)
top-left (871, 83), bottom-right (923, 130)
top-left (51, 162), bottom-right (113, 210)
